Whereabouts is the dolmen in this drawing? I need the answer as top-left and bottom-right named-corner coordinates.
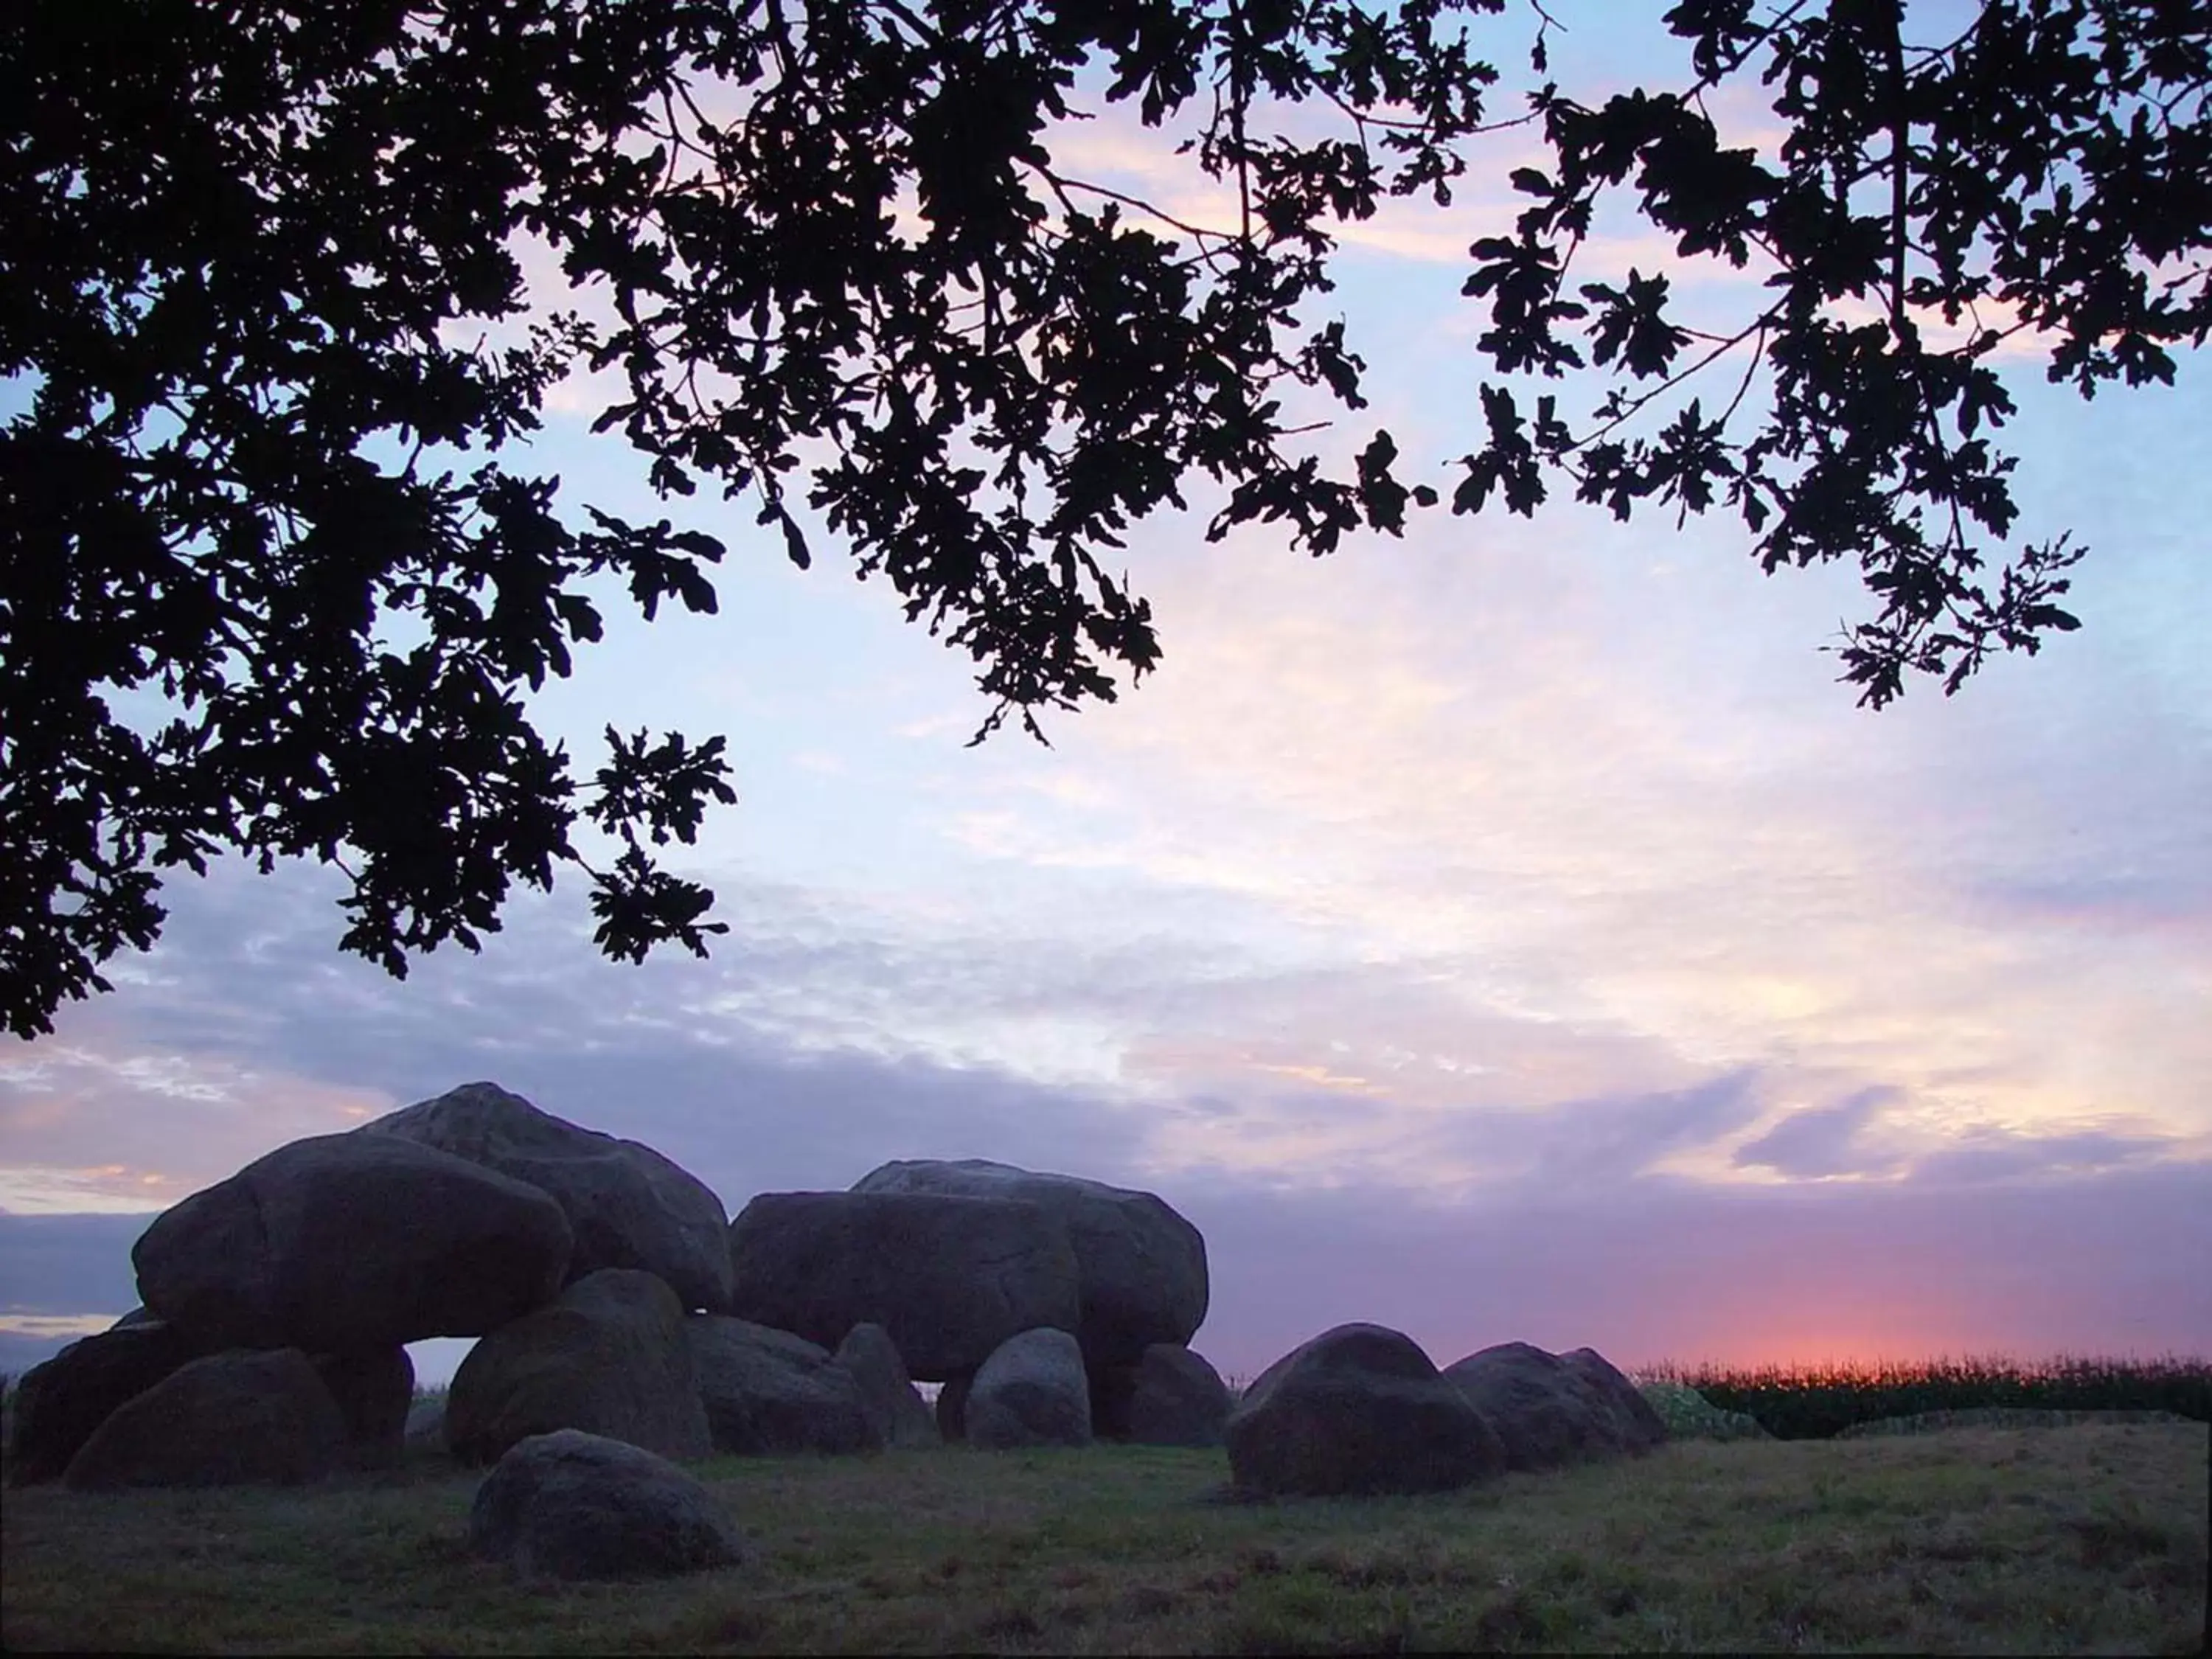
top-left (8, 1077), bottom-right (1658, 1512)
top-left (9, 1084), bottom-right (905, 1486)
top-left (1225, 1323), bottom-right (1668, 1498)
top-left (6, 1086), bottom-right (1234, 1489)
top-left (726, 1156), bottom-right (1230, 1447)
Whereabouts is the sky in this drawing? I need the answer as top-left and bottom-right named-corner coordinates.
top-left (4, 2), bottom-right (2208, 1388)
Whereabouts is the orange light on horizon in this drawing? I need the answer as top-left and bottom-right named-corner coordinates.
top-left (1627, 1336), bottom-right (2211, 1381)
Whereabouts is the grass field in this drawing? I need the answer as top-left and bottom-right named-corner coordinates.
top-left (4, 1373), bottom-right (2205, 1654)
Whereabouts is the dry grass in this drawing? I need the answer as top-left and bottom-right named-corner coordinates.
top-left (4, 1419), bottom-right (2204, 1653)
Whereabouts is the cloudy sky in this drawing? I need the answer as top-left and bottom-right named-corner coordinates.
top-left (6, 3), bottom-right (2208, 1387)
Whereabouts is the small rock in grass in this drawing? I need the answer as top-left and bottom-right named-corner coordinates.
top-left (467, 1429), bottom-right (745, 1581)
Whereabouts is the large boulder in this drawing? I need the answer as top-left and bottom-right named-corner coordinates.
top-left (834, 1323), bottom-right (940, 1450)
top-left (61, 1349), bottom-right (347, 1490)
top-left (726, 1191), bottom-right (1080, 1380)
top-left (965, 1327), bottom-right (1091, 1450)
top-left (1561, 1347), bottom-right (1669, 1453)
top-left (852, 1160), bottom-right (1206, 1371)
top-left (1441, 1342), bottom-right (1668, 1472)
top-left (132, 1132), bottom-right (572, 1352)
top-left (445, 1268), bottom-right (711, 1466)
top-left (686, 1316), bottom-right (878, 1455)
top-left (5, 1321), bottom-right (205, 1484)
top-left (360, 1082), bottom-right (734, 1314)
top-left (468, 1429), bottom-right (745, 1582)
top-left (1225, 1324), bottom-right (1506, 1498)
top-left (1125, 1343), bottom-right (1233, 1447)
top-left (312, 1347), bottom-right (414, 1470)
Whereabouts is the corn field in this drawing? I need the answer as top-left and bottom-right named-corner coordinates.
top-left (1632, 1352), bottom-right (2212, 1441)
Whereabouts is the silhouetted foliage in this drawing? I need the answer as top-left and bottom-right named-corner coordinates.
top-left (4, 1), bottom-right (2205, 1037)
top-left (1463, 0), bottom-right (2205, 705)
top-left (1670, 1352), bottom-right (2212, 1439)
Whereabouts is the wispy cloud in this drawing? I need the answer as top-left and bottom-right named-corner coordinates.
top-left (910, 471), bottom-right (2212, 1193)
top-left (1735, 1087), bottom-right (1907, 1180)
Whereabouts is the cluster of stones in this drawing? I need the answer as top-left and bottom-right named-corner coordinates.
top-left (1222, 1324), bottom-right (1668, 1498)
top-left (726, 1155), bottom-right (1222, 1448)
top-left (6, 1079), bottom-right (1671, 1578)
top-left (4, 1083), bottom-right (1234, 1575)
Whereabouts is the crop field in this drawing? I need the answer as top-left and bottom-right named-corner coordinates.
top-left (2, 1355), bottom-right (2206, 1654)
top-left (1637, 1351), bottom-right (2212, 1442)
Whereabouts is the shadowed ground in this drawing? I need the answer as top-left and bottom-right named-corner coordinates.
top-left (2, 1412), bottom-right (2202, 1654)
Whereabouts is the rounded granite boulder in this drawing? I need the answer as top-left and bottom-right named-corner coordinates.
top-left (834, 1322), bottom-right (941, 1450)
top-left (61, 1349), bottom-right (347, 1491)
top-left (1124, 1343), bottom-right (1234, 1448)
top-left (131, 1131), bottom-right (572, 1353)
top-left (468, 1429), bottom-right (745, 1582)
top-left (1442, 1341), bottom-right (1668, 1472)
top-left (358, 1082), bottom-right (734, 1314)
top-left (726, 1190), bottom-right (1080, 1381)
top-left (966, 1326), bottom-right (1092, 1450)
top-left (1226, 1323), bottom-right (1507, 1498)
top-left (686, 1315), bottom-right (878, 1456)
top-left (851, 1159), bottom-right (1208, 1371)
top-left (5, 1321), bottom-right (206, 1486)
top-left (445, 1267), bottom-right (712, 1467)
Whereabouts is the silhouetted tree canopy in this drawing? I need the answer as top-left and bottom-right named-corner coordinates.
top-left (4, 0), bottom-right (2205, 1037)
